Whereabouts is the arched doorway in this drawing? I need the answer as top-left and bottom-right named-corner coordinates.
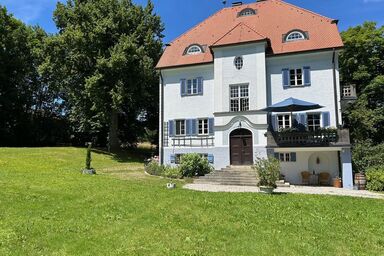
top-left (230, 128), bottom-right (253, 165)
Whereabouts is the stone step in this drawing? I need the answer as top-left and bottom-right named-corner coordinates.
top-left (204, 173), bottom-right (257, 177)
top-left (194, 180), bottom-right (258, 186)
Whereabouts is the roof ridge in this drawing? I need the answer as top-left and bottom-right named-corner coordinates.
top-left (276, 0), bottom-right (334, 22)
top-left (212, 22), bottom-right (266, 46)
top-left (167, 8), bottom-right (225, 45)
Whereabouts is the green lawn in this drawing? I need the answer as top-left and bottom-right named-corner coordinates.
top-left (0, 148), bottom-right (383, 255)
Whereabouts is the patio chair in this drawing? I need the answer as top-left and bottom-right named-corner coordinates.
top-left (301, 171), bottom-right (311, 185)
top-left (319, 172), bottom-right (331, 186)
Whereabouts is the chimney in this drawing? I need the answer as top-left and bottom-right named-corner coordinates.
top-left (232, 1), bottom-right (243, 7)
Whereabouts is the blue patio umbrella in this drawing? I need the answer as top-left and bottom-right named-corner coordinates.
top-left (260, 97), bottom-right (323, 113)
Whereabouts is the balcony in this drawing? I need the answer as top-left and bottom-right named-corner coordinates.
top-left (267, 128), bottom-right (351, 148)
top-left (171, 137), bottom-right (214, 147)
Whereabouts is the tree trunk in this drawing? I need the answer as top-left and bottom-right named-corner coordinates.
top-left (108, 109), bottom-right (119, 152)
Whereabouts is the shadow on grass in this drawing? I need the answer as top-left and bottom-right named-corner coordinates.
top-left (90, 147), bottom-right (155, 164)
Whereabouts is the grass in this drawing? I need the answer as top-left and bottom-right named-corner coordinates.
top-left (0, 147), bottom-right (383, 255)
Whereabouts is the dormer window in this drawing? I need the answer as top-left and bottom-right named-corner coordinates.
top-left (238, 8), bottom-right (256, 17)
top-left (185, 44), bottom-right (203, 55)
top-left (285, 31), bottom-right (307, 42)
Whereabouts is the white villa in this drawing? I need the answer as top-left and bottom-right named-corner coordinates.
top-left (156, 0), bottom-right (353, 188)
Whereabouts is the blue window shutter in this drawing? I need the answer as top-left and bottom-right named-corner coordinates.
top-left (290, 152), bottom-right (297, 162)
top-left (170, 154), bottom-right (176, 163)
top-left (303, 66), bottom-right (311, 86)
top-left (168, 120), bottom-right (175, 137)
top-left (271, 114), bottom-right (278, 131)
top-left (180, 79), bottom-right (186, 96)
top-left (274, 153), bottom-right (279, 160)
top-left (322, 112), bottom-right (330, 127)
top-left (186, 119), bottom-right (192, 136)
top-left (208, 118), bottom-right (214, 135)
top-left (197, 77), bottom-right (203, 95)
top-left (282, 69), bottom-right (289, 88)
top-left (207, 154), bottom-right (214, 164)
top-left (192, 119), bottom-right (197, 135)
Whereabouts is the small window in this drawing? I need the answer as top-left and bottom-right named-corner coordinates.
top-left (175, 120), bottom-right (186, 136)
top-left (307, 114), bottom-right (321, 131)
top-left (186, 45), bottom-right (203, 55)
top-left (279, 153), bottom-right (290, 162)
top-left (285, 31), bottom-right (306, 42)
top-left (234, 56), bottom-right (243, 70)
top-left (187, 78), bottom-right (198, 95)
top-left (198, 119), bottom-right (209, 135)
top-left (230, 85), bottom-right (249, 112)
top-left (238, 8), bottom-right (256, 17)
top-left (289, 68), bottom-right (303, 86)
top-left (277, 115), bottom-right (291, 130)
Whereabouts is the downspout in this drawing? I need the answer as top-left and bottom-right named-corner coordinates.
top-left (332, 48), bottom-right (340, 127)
top-left (159, 69), bottom-right (164, 165)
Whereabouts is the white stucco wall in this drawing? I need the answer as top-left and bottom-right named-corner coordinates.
top-left (162, 64), bottom-right (214, 121)
top-left (275, 149), bottom-right (340, 185)
top-left (267, 51), bottom-right (341, 127)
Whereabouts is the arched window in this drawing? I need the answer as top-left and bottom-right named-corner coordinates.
top-left (238, 8), bottom-right (256, 17)
top-left (285, 31), bottom-right (306, 42)
top-left (185, 45), bottom-right (203, 55)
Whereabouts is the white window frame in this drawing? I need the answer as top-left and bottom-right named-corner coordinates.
top-left (289, 68), bottom-right (303, 86)
top-left (279, 153), bottom-right (291, 162)
top-left (186, 45), bottom-right (202, 55)
top-left (307, 113), bottom-right (321, 131)
top-left (239, 8), bottom-right (256, 17)
top-left (186, 78), bottom-right (198, 95)
top-left (175, 120), bottom-right (186, 136)
top-left (277, 114), bottom-right (291, 130)
top-left (198, 118), bottom-right (209, 135)
top-left (286, 31), bottom-right (305, 42)
top-left (230, 85), bottom-right (249, 112)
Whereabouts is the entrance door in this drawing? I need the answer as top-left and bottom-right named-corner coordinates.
top-left (230, 129), bottom-right (253, 165)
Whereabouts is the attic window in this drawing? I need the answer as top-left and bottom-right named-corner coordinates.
top-left (185, 45), bottom-right (203, 55)
top-left (238, 8), bottom-right (256, 17)
top-left (285, 31), bottom-right (306, 42)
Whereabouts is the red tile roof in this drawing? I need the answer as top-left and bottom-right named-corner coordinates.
top-left (156, 0), bottom-right (343, 69)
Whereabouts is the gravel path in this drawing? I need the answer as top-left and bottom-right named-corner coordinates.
top-left (184, 184), bottom-right (384, 199)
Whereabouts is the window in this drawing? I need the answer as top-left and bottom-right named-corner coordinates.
top-left (277, 115), bottom-right (291, 130)
top-left (279, 153), bottom-right (296, 162)
top-left (230, 85), bottom-right (249, 112)
top-left (234, 56), bottom-right (243, 70)
top-left (342, 86), bottom-right (351, 97)
top-left (175, 120), bottom-right (186, 136)
top-left (290, 68), bottom-right (303, 86)
top-left (187, 78), bottom-right (198, 95)
top-left (307, 114), bottom-right (321, 131)
top-left (286, 31), bottom-right (306, 42)
top-left (198, 119), bottom-right (209, 135)
top-left (238, 8), bottom-right (256, 17)
top-left (186, 45), bottom-right (202, 55)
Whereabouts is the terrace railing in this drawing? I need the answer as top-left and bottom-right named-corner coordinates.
top-left (171, 137), bottom-right (214, 148)
top-left (267, 129), bottom-right (350, 147)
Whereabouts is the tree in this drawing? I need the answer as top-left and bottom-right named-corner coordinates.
top-left (340, 22), bottom-right (384, 171)
top-left (43, 0), bottom-right (163, 151)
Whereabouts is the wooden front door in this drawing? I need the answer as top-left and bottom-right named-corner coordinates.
top-left (230, 129), bottom-right (253, 165)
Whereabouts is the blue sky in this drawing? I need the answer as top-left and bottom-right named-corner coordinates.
top-left (1, 0), bottom-right (383, 43)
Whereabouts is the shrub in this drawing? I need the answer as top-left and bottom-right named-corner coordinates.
top-left (163, 165), bottom-right (182, 179)
top-left (145, 159), bottom-right (164, 176)
top-left (253, 157), bottom-right (280, 188)
top-left (366, 167), bottom-right (384, 191)
top-left (179, 153), bottom-right (213, 177)
top-left (352, 141), bottom-right (384, 172)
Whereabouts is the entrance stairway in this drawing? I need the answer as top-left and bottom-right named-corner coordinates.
top-left (194, 165), bottom-right (291, 187)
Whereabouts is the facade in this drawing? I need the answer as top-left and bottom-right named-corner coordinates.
top-left (157, 0), bottom-right (353, 188)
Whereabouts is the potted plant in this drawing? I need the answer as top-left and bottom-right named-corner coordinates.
top-left (253, 156), bottom-right (280, 194)
top-left (332, 176), bottom-right (342, 188)
top-left (82, 142), bottom-right (96, 175)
